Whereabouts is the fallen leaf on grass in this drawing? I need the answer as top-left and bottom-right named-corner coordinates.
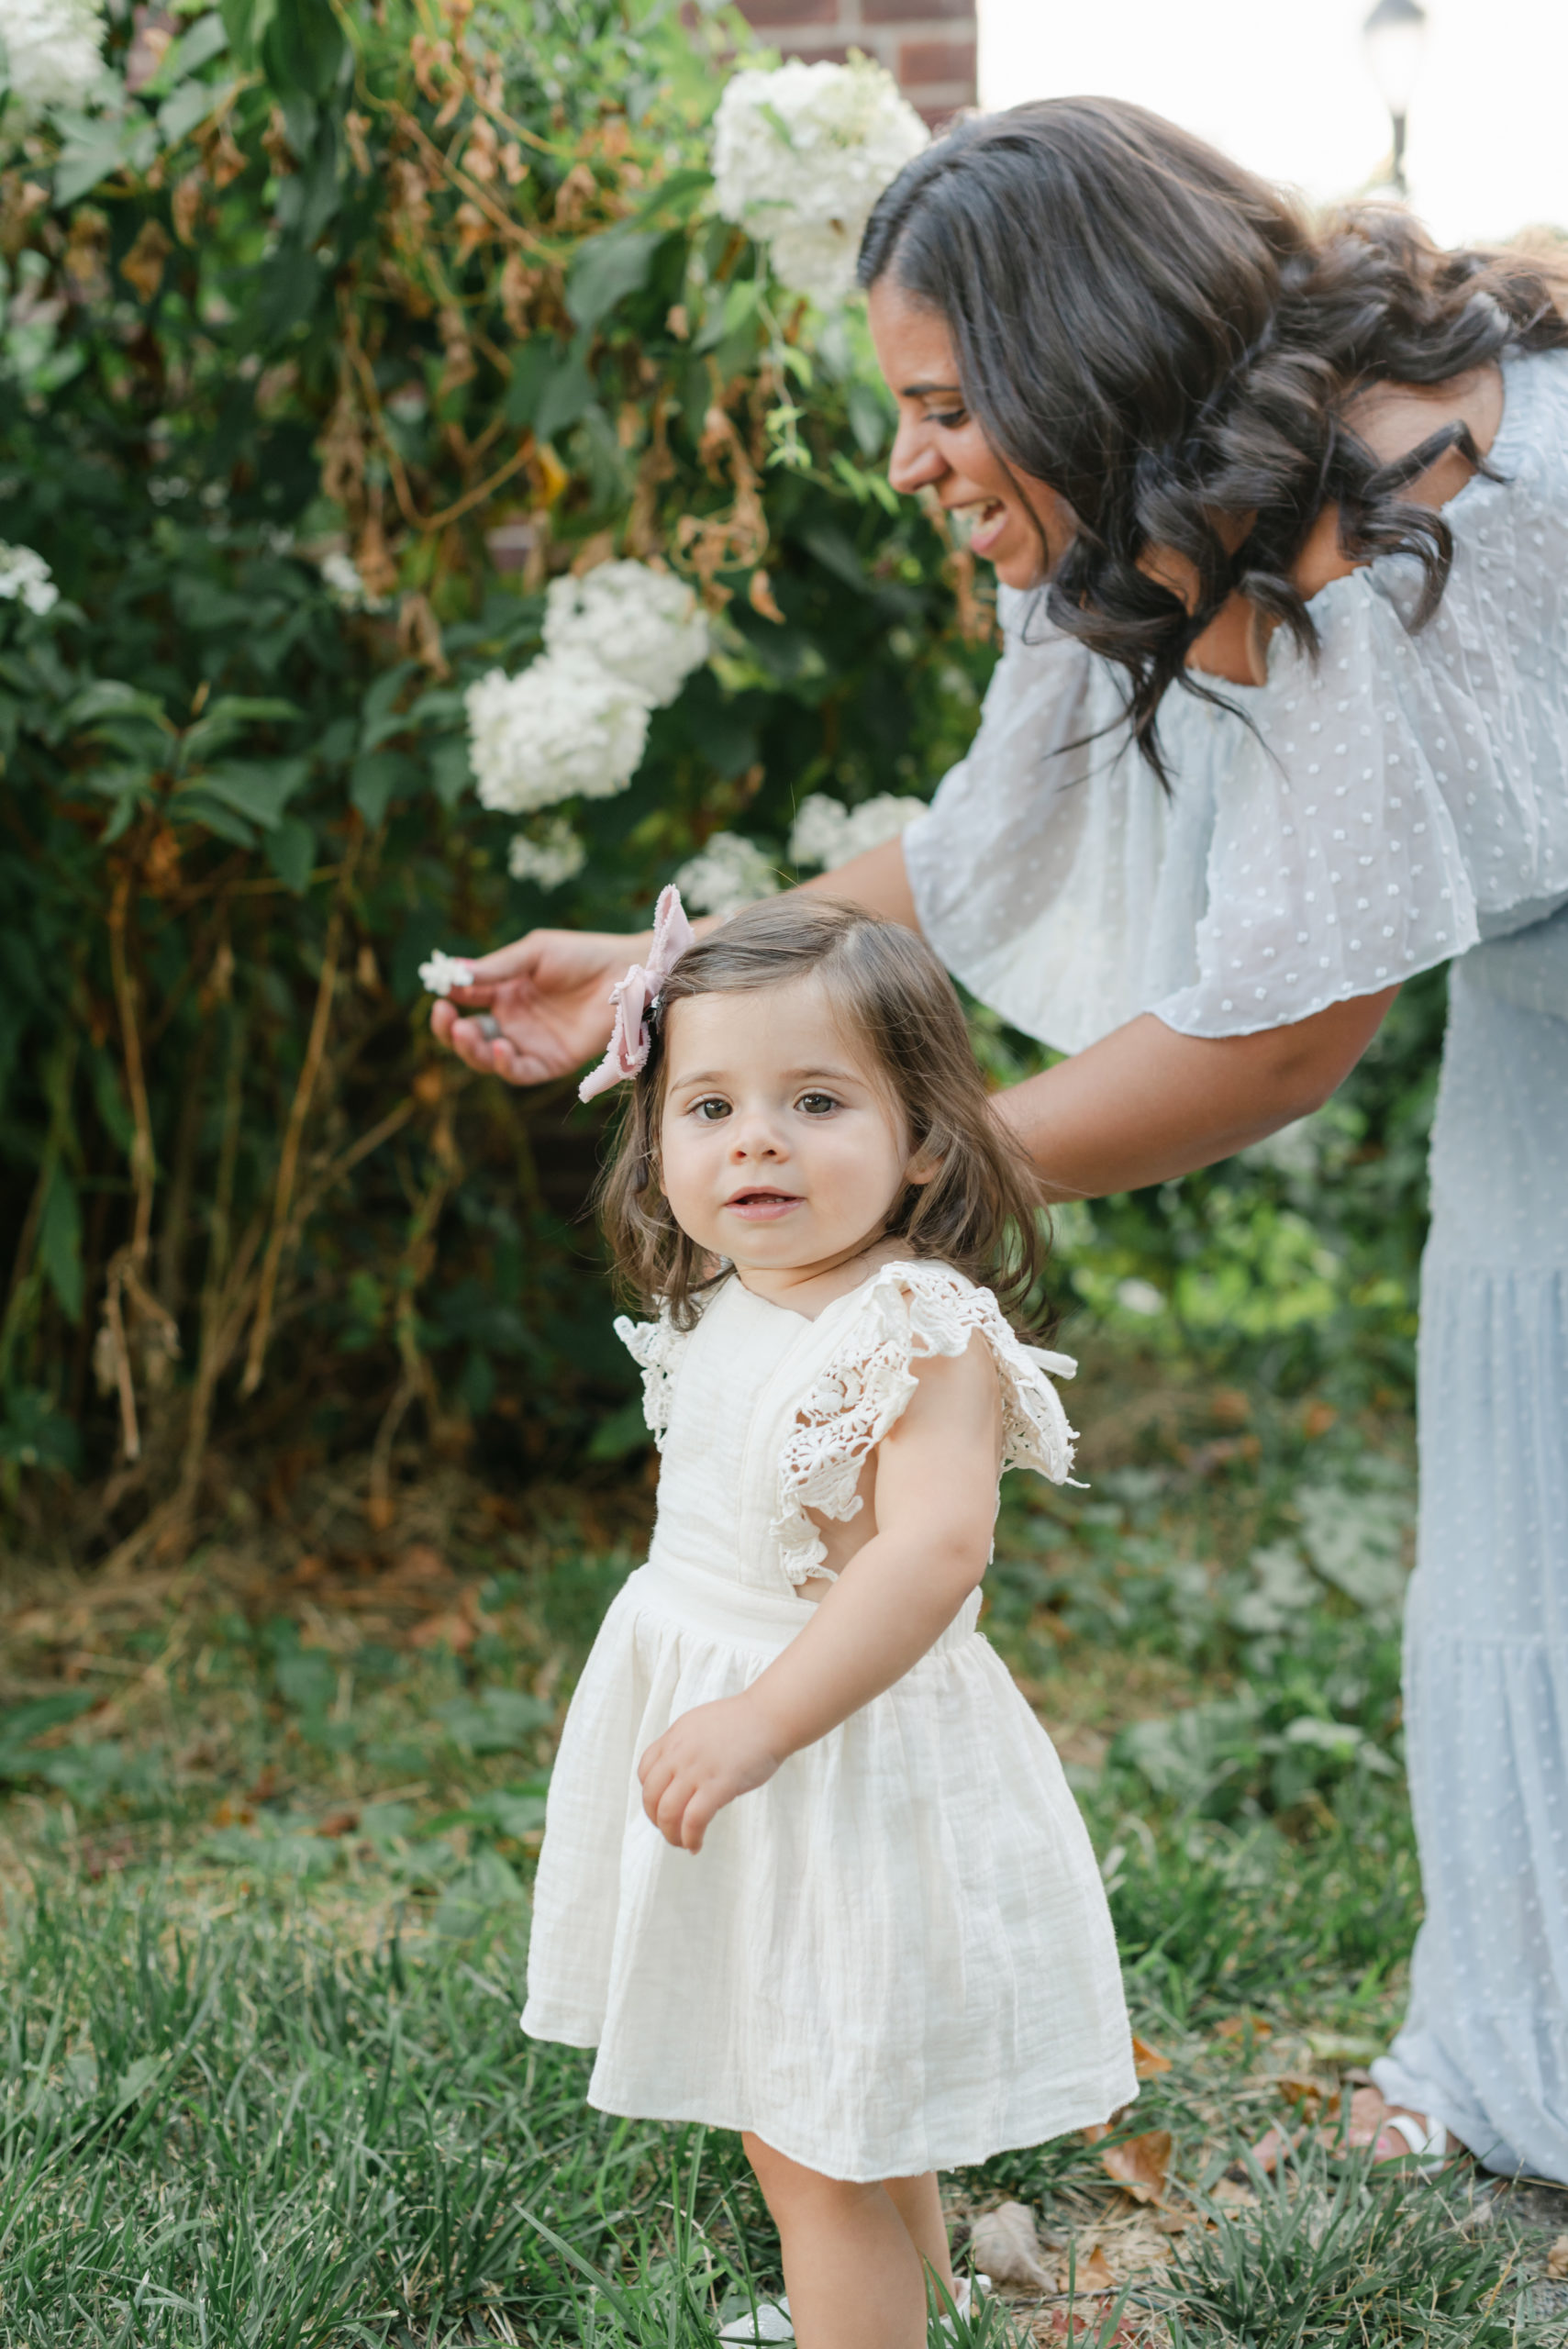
top-left (1213, 2013), bottom-right (1271, 2044)
top-left (1070, 2243), bottom-right (1117, 2292)
top-left (1547, 2233), bottom-right (1568, 2281)
top-left (1132, 2034), bottom-right (1172, 2078)
top-left (408, 1610), bottom-right (475, 1653)
top-left (315, 1806), bottom-right (361, 1838)
top-left (1278, 2073), bottom-right (1340, 2122)
top-left (1038, 2312), bottom-right (1139, 2344)
top-left (970, 2200), bottom-right (1053, 2288)
top-left (1240, 2123), bottom-right (1301, 2176)
top-left (1098, 2130), bottom-right (1172, 2205)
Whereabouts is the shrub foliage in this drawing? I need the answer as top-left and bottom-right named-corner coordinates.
top-left (0, 0), bottom-right (996, 1556)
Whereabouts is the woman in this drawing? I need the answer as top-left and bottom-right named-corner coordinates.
top-left (434, 101), bottom-right (1568, 2180)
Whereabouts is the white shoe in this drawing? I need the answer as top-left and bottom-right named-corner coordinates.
top-left (717, 2274), bottom-right (987, 2342)
top-left (717, 2303), bottom-right (794, 2343)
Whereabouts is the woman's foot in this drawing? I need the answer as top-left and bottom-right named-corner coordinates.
top-left (1346, 2086), bottom-right (1466, 2173)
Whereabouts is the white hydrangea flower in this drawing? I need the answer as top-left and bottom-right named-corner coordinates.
top-left (712, 57), bottom-right (928, 309)
top-left (789, 791), bottom-right (925, 872)
top-left (0, 0), bottom-right (105, 117)
top-left (466, 648), bottom-right (651, 815)
top-left (673, 831), bottom-right (780, 918)
top-left (0, 540), bottom-right (58, 616)
top-left (508, 817), bottom-right (587, 891)
top-left (320, 549), bottom-right (391, 614)
top-left (543, 560), bottom-right (708, 709)
top-left (418, 950), bottom-right (475, 996)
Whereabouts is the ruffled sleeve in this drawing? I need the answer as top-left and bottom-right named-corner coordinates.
top-left (771, 1261), bottom-right (1078, 1586)
top-left (904, 348), bottom-right (1568, 1052)
top-left (615, 1307), bottom-right (693, 1450)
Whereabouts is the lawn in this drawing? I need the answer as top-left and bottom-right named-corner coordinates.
top-left (2, 1330), bottom-right (1565, 2346)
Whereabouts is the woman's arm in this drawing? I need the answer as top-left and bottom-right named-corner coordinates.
top-left (995, 990), bottom-right (1399, 1199)
top-left (636, 1340), bottom-right (1000, 1853)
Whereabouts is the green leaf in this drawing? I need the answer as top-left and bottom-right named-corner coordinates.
top-left (185, 756), bottom-right (308, 828)
top-left (628, 166), bottom-right (713, 226)
top-left (182, 694), bottom-right (300, 765)
top-left (350, 750), bottom-right (416, 826)
top-left (585, 1398), bottom-right (651, 1461)
top-left (533, 352), bottom-right (595, 447)
top-left (565, 228), bottom-right (664, 336)
top-left (38, 1167), bottom-right (83, 1323)
top-left (275, 1649), bottom-right (336, 1713)
top-left (152, 9), bottom-right (229, 90)
top-left (159, 75), bottom-right (238, 145)
top-left (430, 739), bottom-right (471, 808)
top-left (169, 788), bottom-right (256, 847)
top-left (260, 0), bottom-right (344, 100)
top-left (436, 1687), bottom-right (553, 1755)
top-left (65, 680), bottom-right (171, 730)
top-left (51, 114), bottom-right (160, 206)
top-left (264, 815), bottom-right (315, 892)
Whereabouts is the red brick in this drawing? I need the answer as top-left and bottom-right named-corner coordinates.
top-left (863, 0), bottom-right (973, 18)
top-left (783, 43), bottom-right (853, 64)
top-left (898, 38), bottom-right (975, 83)
top-left (737, 0), bottom-right (838, 25)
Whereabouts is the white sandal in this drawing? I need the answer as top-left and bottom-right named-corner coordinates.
top-left (717, 2275), bottom-right (985, 2342)
top-left (1379, 2109), bottom-right (1454, 2179)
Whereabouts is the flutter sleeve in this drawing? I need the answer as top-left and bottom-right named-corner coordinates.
top-left (771, 1261), bottom-right (1078, 1585)
top-left (902, 590), bottom-right (1207, 1054)
top-left (905, 349), bottom-right (1568, 1051)
top-left (615, 1306), bottom-right (693, 1450)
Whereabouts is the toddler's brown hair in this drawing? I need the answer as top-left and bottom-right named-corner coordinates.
top-left (597, 896), bottom-right (1054, 1332)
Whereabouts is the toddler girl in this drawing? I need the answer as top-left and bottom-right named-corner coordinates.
top-left (522, 889), bottom-right (1136, 2348)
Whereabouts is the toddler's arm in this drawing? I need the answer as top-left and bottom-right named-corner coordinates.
top-left (637, 1336), bottom-right (1003, 1852)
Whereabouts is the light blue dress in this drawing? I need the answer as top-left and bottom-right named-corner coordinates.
top-left (901, 347), bottom-right (1568, 2179)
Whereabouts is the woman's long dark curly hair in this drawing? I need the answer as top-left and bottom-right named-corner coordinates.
top-left (858, 98), bottom-right (1568, 780)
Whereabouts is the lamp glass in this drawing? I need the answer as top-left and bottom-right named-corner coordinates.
top-left (1364, 18), bottom-right (1425, 115)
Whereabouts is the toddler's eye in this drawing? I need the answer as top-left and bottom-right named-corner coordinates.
top-left (797, 1092), bottom-right (839, 1117)
top-left (693, 1097), bottom-right (730, 1121)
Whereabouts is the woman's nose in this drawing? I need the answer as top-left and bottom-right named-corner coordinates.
top-left (887, 413), bottom-right (945, 497)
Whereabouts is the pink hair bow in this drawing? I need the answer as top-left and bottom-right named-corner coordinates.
top-left (578, 884), bottom-right (695, 1104)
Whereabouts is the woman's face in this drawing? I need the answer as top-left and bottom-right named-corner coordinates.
top-left (868, 278), bottom-right (1077, 589)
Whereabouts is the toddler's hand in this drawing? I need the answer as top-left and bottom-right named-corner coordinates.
top-left (637, 1696), bottom-right (784, 1853)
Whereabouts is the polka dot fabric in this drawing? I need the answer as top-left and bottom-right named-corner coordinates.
top-left (904, 348), bottom-right (1568, 1054)
top-left (1372, 907), bottom-right (1568, 2179)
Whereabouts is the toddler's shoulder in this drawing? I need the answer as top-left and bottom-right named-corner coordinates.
top-left (842, 1260), bottom-right (1080, 1485)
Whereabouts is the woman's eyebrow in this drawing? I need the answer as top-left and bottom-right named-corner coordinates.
top-left (902, 379), bottom-right (962, 399)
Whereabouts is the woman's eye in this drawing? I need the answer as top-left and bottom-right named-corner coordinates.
top-left (797, 1093), bottom-right (839, 1117)
top-left (926, 407), bottom-right (968, 429)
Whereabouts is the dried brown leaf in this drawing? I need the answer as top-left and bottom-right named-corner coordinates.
top-left (119, 219), bottom-right (171, 303)
top-left (1546, 2233), bottom-right (1568, 2281)
top-left (969, 2201), bottom-right (1052, 2289)
top-left (1132, 2034), bottom-right (1173, 2078)
top-left (1099, 2129), bottom-right (1171, 2205)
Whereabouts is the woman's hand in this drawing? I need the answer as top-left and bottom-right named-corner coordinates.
top-left (637, 1695), bottom-right (786, 1854)
top-left (428, 927), bottom-right (650, 1085)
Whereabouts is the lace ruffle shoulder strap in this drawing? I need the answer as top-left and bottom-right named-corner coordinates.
top-left (772, 1261), bottom-right (1077, 1583)
top-left (615, 1305), bottom-right (694, 1450)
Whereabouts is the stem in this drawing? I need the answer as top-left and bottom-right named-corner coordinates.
top-left (108, 865), bottom-right (156, 1269)
top-left (239, 842), bottom-right (359, 1397)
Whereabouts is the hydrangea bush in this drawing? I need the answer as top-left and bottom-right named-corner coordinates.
top-left (0, 1), bottom-right (999, 1552)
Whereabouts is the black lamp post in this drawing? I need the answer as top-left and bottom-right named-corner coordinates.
top-left (1362, 0), bottom-right (1429, 198)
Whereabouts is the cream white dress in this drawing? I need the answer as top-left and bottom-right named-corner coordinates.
top-left (522, 1259), bottom-right (1138, 2183)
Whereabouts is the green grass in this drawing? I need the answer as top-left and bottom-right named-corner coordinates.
top-left (2, 1351), bottom-right (1565, 2343)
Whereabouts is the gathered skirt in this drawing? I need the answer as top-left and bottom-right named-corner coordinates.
top-left (523, 1553), bottom-right (1137, 2182)
top-left (1373, 911), bottom-right (1568, 2179)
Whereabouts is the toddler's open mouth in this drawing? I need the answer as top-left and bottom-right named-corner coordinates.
top-left (724, 1188), bottom-right (803, 1220)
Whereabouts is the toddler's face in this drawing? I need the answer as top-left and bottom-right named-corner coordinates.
top-left (658, 977), bottom-right (929, 1280)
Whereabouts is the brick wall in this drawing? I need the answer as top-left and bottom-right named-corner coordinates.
top-left (735, 0), bottom-right (976, 128)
